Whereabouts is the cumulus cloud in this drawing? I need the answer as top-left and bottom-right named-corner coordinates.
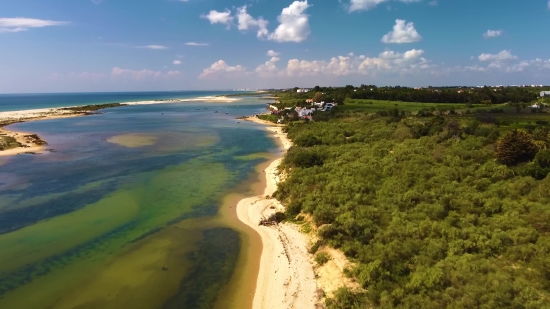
top-left (478, 50), bottom-right (517, 62)
top-left (252, 48), bottom-right (430, 78)
top-left (267, 50), bottom-right (280, 57)
top-left (199, 60), bottom-right (248, 79)
top-left (173, 60), bottom-right (182, 65)
top-left (198, 49), bottom-right (550, 84)
top-left (382, 19), bottom-right (422, 43)
top-left (0, 17), bottom-right (69, 33)
top-left (348, 0), bottom-right (389, 12)
top-left (483, 29), bottom-right (503, 38)
top-left (256, 57), bottom-right (281, 77)
top-left (111, 67), bottom-right (180, 80)
top-left (185, 42), bottom-right (209, 46)
top-left (236, 5), bottom-right (269, 38)
top-left (201, 9), bottom-right (233, 27)
top-left (268, 1), bottom-right (311, 43)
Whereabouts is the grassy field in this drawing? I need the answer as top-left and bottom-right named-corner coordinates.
top-left (335, 99), bottom-right (550, 133)
top-left (339, 98), bottom-right (490, 112)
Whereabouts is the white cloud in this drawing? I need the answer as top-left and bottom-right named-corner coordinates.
top-left (428, 0), bottom-right (438, 5)
top-left (458, 57), bottom-right (550, 74)
top-left (140, 45), bottom-right (168, 50)
top-left (252, 48), bottom-right (430, 78)
top-left (478, 50), bottom-right (517, 62)
top-left (199, 60), bottom-right (248, 79)
top-left (256, 57), bottom-right (281, 77)
top-left (185, 42), bottom-right (209, 46)
top-left (548, 0), bottom-right (550, 9)
top-left (111, 67), bottom-right (180, 80)
top-left (201, 9), bottom-right (233, 27)
top-left (348, 0), bottom-right (389, 12)
top-left (267, 50), bottom-right (280, 57)
top-left (382, 19), bottom-right (422, 43)
top-left (0, 17), bottom-right (69, 33)
top-left (236, 5), bottom-right (269, 38)
top-left (173, 60), bottom-right (182, 65)
top-left (483, 29), bottom-right (503, 38)
top-left (268, 1), bottom-right (311, 43)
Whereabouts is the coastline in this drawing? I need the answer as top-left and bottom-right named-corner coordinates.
top-left (0, 109), bottom-right (103, 156)
top-left (235, 118), bottom-right (320, 309)
top-left (0, 95), bottom-right (241, 156)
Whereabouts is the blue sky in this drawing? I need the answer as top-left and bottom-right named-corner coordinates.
top-left (0, 0), bottom-right (549, 93)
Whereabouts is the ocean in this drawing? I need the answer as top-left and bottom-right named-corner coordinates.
top-left (0, 91), bottom-right (246, 112)
top-left (0, 93), bottom-right (274, 308)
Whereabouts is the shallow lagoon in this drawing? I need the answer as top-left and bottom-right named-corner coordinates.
top-left (0, 100), bottom-right (274, 308)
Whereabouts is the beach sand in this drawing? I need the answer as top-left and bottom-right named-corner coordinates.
top-left (0, 127), bottom-right (46, 157)
top-left (0, 108), bottom-right (95, 157)
top-left (236, 122), bottom-right (322, 309)
top-left (125, 96), bottom-right (241, 105)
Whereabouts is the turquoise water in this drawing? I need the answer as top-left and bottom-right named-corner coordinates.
top-left (0, 91), bottom-right (248, 112)
top-left (0, 98), bottom-right (273, 308)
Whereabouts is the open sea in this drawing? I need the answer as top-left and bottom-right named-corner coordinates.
top-left (0, 92), bottom-right (275, 309)
top-left (0, 91), bottom-right (247, 112)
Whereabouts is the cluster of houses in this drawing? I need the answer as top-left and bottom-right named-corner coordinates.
top-left (267, 100), bottom-right (337, 123)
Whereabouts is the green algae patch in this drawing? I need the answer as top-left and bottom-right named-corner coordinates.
top-left (107, 133), bottom-right (158, 148)
top-left (0, 157), bottom-right (232, 308)
top-left (234, 152), bottom-right (272, 161)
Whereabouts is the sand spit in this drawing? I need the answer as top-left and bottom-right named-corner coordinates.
top-left (236, 125), bottom-right (322, 309)
top-left (0, 108), bottom-right (95, 156)
top-left (124, 96), bottom-right (241, 105)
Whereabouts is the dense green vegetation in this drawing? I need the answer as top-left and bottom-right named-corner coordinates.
top-left (273, 85), bottom-right (544, 106)
top-left (275, 107), bottom-right (550, 308)
top-left (256, 114), bottom-right (279, 123)
top-left (62, 103), bottom-right (126, 112)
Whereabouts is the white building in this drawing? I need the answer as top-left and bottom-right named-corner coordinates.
top-left (541, 91), bottom-right (550, 97)
top-left (295, 107), bottom-right (315, 118)
top-left (296, 88), bottom-right (311, 93)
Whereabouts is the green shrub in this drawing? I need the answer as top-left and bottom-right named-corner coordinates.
top-left (496, 130), bottom-right (538, 165)
top-left (294, 134), bottom-right (323, 147)
top-left (326, 288), bottom-right (368, 309)
top-left (535, 149), bottom-right (550, 168)
top-left (309, 239), bottom-right (325, 254)
top-left (284, 148), bottom-right (324, 168)
top-left (315, 252), bottom-right (331, 265)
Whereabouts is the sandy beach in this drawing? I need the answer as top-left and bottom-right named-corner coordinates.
top-left (237, 117), bottom-right (360, 308)
top-left (236, 119), bottom-right (321, 309)
top-left (0, 108), bottom-right (96, 156)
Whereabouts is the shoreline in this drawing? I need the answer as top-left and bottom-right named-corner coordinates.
top-left (235, 118), bottom-right (321, 309)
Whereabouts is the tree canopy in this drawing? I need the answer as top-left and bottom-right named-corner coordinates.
top-left (275, 111), bottom-right (550, 308)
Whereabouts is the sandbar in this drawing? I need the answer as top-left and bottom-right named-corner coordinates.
top-left (107, 133), bottom-right (158, 148)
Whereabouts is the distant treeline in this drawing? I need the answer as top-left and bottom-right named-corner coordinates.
top-left (277, 85), bottom-right (540, 104)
